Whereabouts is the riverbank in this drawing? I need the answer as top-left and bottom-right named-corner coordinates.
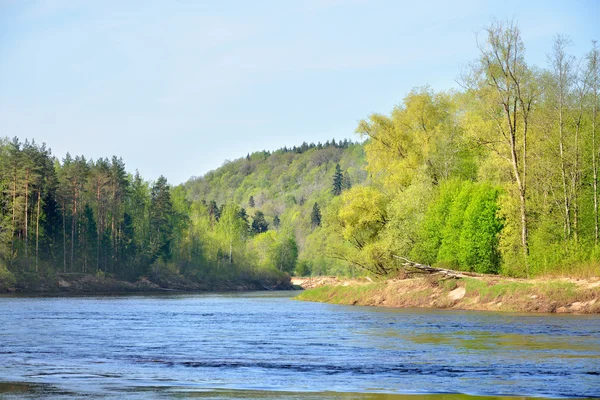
top-left (294, 275), bottom-right (600, 314)
top-left (1, 272), bottom-right (293, 294)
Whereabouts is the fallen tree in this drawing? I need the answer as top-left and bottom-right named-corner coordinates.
top-left (393, 256), bottom-right (493, 279)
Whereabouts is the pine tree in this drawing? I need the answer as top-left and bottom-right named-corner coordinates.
top-left (248, 195), bottom-right (255, 208)
top-left (332, 163), bottom-right (343, 196)
top-left (238, 207), bottom-right (250, 231)
top-left (273, 214), bottom-right (280, 229)
top-left (311, 202), bottom-right (321, 229)
top-left (208, 200), bottom-right (220, 225)
top-left (251, 211), bottom-right (269, 233)
top-left (149, 176), bottom-right (173, 263)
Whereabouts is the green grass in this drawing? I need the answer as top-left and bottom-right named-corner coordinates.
top-left (463, 278), bottom-right (533, 302)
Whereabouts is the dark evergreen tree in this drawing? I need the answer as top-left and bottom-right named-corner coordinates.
top-left (273, 214), bottom-right (280, 229)
top-left (251, 211), bottom-right (269, 233)
top-left (148, 176), bottom-right (173, 263)
top-left (208, 200), bottom-right (220, 224)
top-left (238, 207), bottom-right (250, 232)
top-left (248, 195), bottom-right (255, 208)
top-left (311, 202), bottom-right (321, 229)
top-left (332, 163), bottom-right (343, 196)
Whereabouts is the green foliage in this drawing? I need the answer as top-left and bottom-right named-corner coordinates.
top-left (412, 180), bottom-right (462, 264)
top-left (437, 181), bottom-right (474, 267)
top-left (415, 180), bottom-right (503, 274)
top-left (382, 179), bottom-right (432, 263)
top-left (295, 259), bottom-right (311, 276)
top-left (457, 183), bottom-right (502, 273)
top-left (328, 186), bottom-right (392, 276)
top-left (0, 265), bottom-right (16, 288)
top-left (270, 233), bottom-right (298, 273)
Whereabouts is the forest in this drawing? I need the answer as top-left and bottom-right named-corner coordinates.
top-left (1, 21), bottom-right (599, 290)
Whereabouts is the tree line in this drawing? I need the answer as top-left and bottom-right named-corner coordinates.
top-left (0, 138), bottom-right (183, 285)
top-left (322, 21), bottom-right (599, 278)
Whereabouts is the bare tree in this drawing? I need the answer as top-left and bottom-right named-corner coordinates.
top-left (463, 21), bottom-right (536, 276)
top-left (587, 41), bottom-right (600, 244)
top-left (548, 35), bottom-right (575, 239)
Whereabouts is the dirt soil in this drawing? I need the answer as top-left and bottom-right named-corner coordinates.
top-left (294, 275), bottom-right (600, 314)
top-left (291, 276), bottom-right (369, 289)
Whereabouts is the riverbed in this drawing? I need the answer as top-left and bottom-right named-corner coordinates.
top-left (0, 292), bottom-right (598, 399)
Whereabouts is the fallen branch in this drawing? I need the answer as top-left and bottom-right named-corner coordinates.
top-left (392, 256), bottom-right (487, 279)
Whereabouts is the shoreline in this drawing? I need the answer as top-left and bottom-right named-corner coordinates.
top-left (293, 275), bottom-right (600, 314)
top-left (1, 272), bottom-right (294, 295)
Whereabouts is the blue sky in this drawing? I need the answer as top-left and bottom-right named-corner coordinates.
top-left (1, 0), bottom-right (598, 184)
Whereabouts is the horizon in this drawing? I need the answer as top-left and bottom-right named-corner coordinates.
top-left (1, 0), bottom-right (598, 184)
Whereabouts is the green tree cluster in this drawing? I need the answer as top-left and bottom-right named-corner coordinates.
top-left (414, 180), bottom-right (502, 274)
top-left (326, 21), bottom-right (600, 278)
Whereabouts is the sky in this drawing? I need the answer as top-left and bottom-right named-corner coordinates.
top-left (1, 0), bottom-right (599, 185)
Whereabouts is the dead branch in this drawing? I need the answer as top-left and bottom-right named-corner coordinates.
top-left (392, 256), bottom-right (489, 279)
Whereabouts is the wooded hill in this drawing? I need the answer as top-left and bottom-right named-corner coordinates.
top-left (182, 139), bottom-right (367, 276)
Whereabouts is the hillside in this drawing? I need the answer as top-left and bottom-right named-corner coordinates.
top-left (183, 140), bottom-right (367, 275)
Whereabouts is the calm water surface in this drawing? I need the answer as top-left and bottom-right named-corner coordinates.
top-left (0, 291), bottom-right (598, 399)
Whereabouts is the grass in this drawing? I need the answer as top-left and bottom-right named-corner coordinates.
top-left (536, 261), bottom-right (600, 279)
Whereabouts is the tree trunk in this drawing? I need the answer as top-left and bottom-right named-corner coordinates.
top-left (36, 190), bottom-right (40, 273)
top-left (62, 200), bottom-right (67, 273)
top-left (71, 187), bottom-right (78, 272)
top-left (97, 181), bottom-right (101, 271)
top-left (593, 86), bottom-right (599, 245)
top-left (573, 100), bottom-right (584, 243)
top-left (24, 170), bottom-right (29, 259)
top-left (11, 172), bottom-right (16, 257)
top-left (559, 110), bottom-right (571, 239)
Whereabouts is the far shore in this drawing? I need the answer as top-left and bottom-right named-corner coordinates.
top-left (0, 272), bottom-right (293, 295)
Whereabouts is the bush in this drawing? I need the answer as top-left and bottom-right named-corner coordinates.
top-left (418, 180), bottom-right (503, 274)
top-left (295, 260), bottom-right (312, 276)
top-left (0, 266), bottom-right (16, 289)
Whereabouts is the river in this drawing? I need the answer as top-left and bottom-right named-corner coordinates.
top-left (0, 291), bottom-right (598, 399)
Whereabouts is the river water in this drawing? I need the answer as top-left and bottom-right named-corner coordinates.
top-left (0, 291), bottom-right (598, 399)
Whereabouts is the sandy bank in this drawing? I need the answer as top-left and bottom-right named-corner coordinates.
top-left (294, 275), bottom-right (600, 314)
